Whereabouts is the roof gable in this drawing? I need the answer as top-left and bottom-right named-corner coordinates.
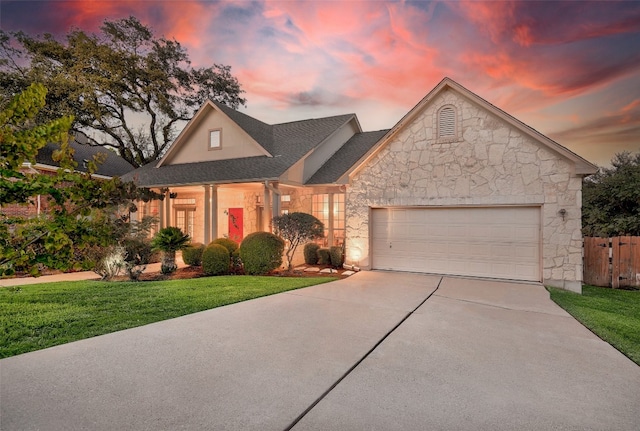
top-left (157, 100), bottom-right (271, 167)
top-left (122, 112), bottom-right (359, 187)
top-left (349, 77), bottom-right (597, 178)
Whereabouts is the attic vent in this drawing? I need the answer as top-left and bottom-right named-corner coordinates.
top-left (438, 106), bottom-right (456, 138)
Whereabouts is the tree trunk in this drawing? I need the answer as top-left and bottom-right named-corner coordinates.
top-left (161, 250), bottom-right (177, 274)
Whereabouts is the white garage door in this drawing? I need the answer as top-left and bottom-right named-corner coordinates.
top-left (371, 206), bottom-right (540, 281)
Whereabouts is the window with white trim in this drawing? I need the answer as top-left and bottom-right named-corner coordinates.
top-left (209, 129), bottom-right (221, 150)
top-left (311, 193), bottom-right (345, 247)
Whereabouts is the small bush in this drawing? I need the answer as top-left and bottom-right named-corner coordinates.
top-left (329, 246), bottom-right (344, 268)
top-left (317, 248), bottom-right (331, 265)
top-left (240, 232), bottom-right (284, 275)
top-left (183, 243), bottom-right (205, 266)
top-left (210, 238), bottom-right (239, 255)
top-left (304, 243), bottom-right (320, 265)
top-left (122, 238), bottom-right (153, 281)
top-left (95, 246), bottom-right (125, 280)
top-left (231, 249), bottom-right (243, 275)
top-left (202, 244), bottom-right (230, 276)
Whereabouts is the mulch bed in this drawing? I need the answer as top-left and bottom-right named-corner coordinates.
top-left (6, 264), bottom-right (353, 283)
top-left (113, 265), bottom-right (351, 282)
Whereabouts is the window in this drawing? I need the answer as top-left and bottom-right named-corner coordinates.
top-left (312, 194), bottom-right (329, 243)
top-left (311, 193), bottom-right (345, 247)
top-left (209, 129), bottom-right (221, 150)
top-left (332, 194), bottom-right (345, 246)
top-left (175, 209), bottom-right (195, 238)
top-left (437, 106), bottom-right (456, 138)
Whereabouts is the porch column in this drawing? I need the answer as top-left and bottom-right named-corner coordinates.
top-left (164, 190), bottom-right (171, 227)
top-left (263, 186), bottom-right (271, 232)
top-left (327, 193), bottom-right (334, 246)
top-left (211, 185), bottom-right (218, 240)
top-left (158, 197), bottom-right (165, 228)
top-left (271, 182), bottom-right (280, 219)
top-left (203, 185), bottom-right (211, 244)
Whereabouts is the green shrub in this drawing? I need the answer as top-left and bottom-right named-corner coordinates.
top-left (303, 243), bottom-right (320, 265)
top-left (240, 232), bottom-right (284, 275)
top-left (151, 227), bottom-right (190, 274)
top-left (210, 238), bottom-right (239, 255)
top-left (122, 238), bottom-right (154, 281)
top-left (317, 248), bottom-right (331, 265)
top-left (202, 244), bottom-right (230, 276)
top-left (329, 246), bottom-right (344, 268)
top-left (182, 243), bottom-right (205, 266)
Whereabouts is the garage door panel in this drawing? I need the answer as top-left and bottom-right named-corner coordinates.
top-left (514, 226), bottom-right (538, 241)
top-left (372, 207), bottom-right (540, 282)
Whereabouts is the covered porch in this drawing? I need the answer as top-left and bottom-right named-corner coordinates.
top-left (136, 182), bottom-right (346, 248)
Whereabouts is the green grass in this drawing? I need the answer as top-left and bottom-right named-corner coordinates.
top-left (548, 285), bottom-right (640, 365)
top-left (0, 276), bottom-right (335, 358)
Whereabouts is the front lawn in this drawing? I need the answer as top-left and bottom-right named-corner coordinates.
top-left (548, 285), bottom-right (640, 365)
top-left (0, 276), bottom-right (335, 358)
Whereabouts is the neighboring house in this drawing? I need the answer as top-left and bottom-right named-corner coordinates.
top-left (123, 78), bottom-right (597, 292)
top-left (2, 133), bottom-right (134, 218)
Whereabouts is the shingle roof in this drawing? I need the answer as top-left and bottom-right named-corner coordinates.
top-left (306, 130), bottom-right (389, 185)
top-left (36, 134), bottom-right (135, 177)
top-left (213, 102), bottom-right (275, 154)
top-left (122, 112), bottom-right (356, 187)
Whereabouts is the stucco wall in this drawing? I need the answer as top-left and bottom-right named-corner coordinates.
top-left (346, 88), bottom-right (583, 292)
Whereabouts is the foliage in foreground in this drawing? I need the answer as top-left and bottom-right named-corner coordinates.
top-left (548, 285), bottom-right (640, 365)
top-left (0, 83), bottom-right (158, 276)
top-left (0, 276), bottom-right (335, 358)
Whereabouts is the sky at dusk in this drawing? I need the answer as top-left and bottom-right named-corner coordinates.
top-left (1, 0), bottom-right (640, 167)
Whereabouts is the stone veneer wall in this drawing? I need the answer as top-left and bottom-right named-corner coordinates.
top-left (346, 88), bottom-right (583, 292)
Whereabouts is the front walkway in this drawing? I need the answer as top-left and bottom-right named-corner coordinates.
top-left (1, 273), bottom-right (638, 430)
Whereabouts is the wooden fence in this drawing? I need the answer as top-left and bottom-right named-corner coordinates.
top-left (584, 236), bottom-right (640, 288)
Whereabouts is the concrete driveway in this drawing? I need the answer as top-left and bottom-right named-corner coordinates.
top-left (1, 273), bottom-right (639, 430)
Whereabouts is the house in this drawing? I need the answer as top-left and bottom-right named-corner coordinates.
top-left (123, 78), bottom-right (597, 292)
top-left (2, 133), bottom-right (135, 218)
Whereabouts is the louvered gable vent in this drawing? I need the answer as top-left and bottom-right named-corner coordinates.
top-left (438, 106), bottom-right (456, 137)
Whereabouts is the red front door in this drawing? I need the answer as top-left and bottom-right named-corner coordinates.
top-left (228, 208), bottom-right (243, 243)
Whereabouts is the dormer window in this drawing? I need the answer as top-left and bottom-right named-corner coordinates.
top-left (209, 129), bottom-right (221, 150)
top-left (437, 105), bottom-right (456, 138)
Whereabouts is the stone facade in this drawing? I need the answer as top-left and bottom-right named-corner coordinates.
top-left (346, 88), bottom-right (584, 292)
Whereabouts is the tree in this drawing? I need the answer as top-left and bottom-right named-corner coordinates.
top-left (0, 83), bottom-right (161, 276)
top-left (272, 212), bottom-right (324, 271)
top-left (0, 16), bottom-right (246, 168)
top-left (582, 151), bottom-right (640, 237)
top-left (150, 226), bottom-right (190, 274)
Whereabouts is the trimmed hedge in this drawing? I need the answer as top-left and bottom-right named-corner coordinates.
top-left (317, 248), bottom-right (331, 265)
top-left (240, 232), bottom-right (284, 275)
top-left (202, 244), bottom-right (230, 276)
top-left (303, 243), bottom-right (320, 265)
top-left (209, 238), bottom-right (239, 255)
top-left (329, 246), bottom-right (344, 268)
top-left (182, 243), bottom-right (205, 266)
